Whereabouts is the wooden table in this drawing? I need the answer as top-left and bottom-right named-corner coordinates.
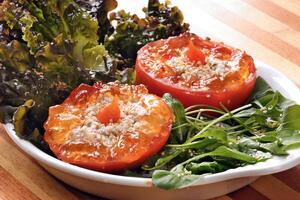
top-left (1, 0), bottom-right (300, 199)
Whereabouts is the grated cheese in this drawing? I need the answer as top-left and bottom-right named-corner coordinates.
top-left (141, 44), bottom-right (244, 90)
top-left (64, 84), bottom-right (163, 149)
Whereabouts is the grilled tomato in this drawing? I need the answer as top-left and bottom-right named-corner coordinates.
top-left (44, 82), bottom-right (174, 172)
top-left (135, 33), bottom-right (256, 110)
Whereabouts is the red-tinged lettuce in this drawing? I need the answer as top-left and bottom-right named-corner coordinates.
top-left (0, 0), bottom-right (117, 148)
top-left (74, 0), bottom-right (118, 43)
top-left (105, 0), bottom-right (189, 68)
top-left (0, 40), bottom-right (33, 73)
top-left (0, 0), bottom-right (109, 71)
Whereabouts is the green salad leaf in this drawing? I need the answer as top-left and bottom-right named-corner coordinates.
top-left (142, 77), bottom-right (300, 189)
top-left (74, 0), bottom-right (118, 43)
top-left (282, 105), bottom-right (300, 130)
top-left (105, 0), bottom-right (189, 68)
top-left (152, 170), bottom-right (200, 190)
top-left (152, 146), bottom-right (257, 190)
top-left (163, 93), bottom-right (188, 143)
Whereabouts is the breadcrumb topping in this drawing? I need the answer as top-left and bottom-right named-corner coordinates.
top-left (140, 42), bottom-right (244, 90)
top-left (57, 84), bottom-right (164, 148)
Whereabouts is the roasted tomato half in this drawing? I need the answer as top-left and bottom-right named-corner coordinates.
top-left (135, 33), bottom-right (256, 110)
top-left (44, 82), bottom-right (174, 172)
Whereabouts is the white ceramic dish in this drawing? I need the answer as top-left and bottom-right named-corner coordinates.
top-left (4, 60), bottom-right (300, 200)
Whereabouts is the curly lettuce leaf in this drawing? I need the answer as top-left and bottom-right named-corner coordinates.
top-left (0, 40), bottom-right (33, 73)
top-left (74, 0), bottom-right (118, 43)
top-left (1, 0), bottom-right (108, 71)
top-left (0, 22), bottom-right (23, 42)
top-left (0, 63), bottom-right (68, 121)
top-left (105, 0), bottom-right (189, 68)
top-left (34, 34), bottom-right (83, 89)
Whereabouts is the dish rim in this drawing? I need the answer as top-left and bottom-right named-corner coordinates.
top-left (4, 59), bottom-right (300, 188)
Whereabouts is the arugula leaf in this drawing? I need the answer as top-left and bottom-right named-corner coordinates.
top-left (163, 93), bottom-right (188, 143)
top-left (186, 161), bottom-right (228, 174)
top-left (168, 138), bottom-right (222, 150)
top-left (282, 105), bottom-right (300, 130)
top-left (147, 128), bottom-right (228, 170)
top-left (249, 77), bottom-right (273, 101)
top-left (205, 146), bottom-right (258, 163)
top-left (277, 129), bottom-right (300, 150)
top-left (238, 138), bottom-right (287, 155)
top-left (148, 76), bottom-right (300, 189)
top-left (144, 150), bottom-right (182, 170)
top-left (152, 169), bottom-right (199, 190)
top-left (152, 146), bottom-right (257, 189)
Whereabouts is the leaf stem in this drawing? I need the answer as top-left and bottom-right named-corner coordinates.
top-left (188, 104), bottom-right (252, 142)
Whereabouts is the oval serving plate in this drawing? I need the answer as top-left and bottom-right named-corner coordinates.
top-left (5, 60), bottom-right (300, 200)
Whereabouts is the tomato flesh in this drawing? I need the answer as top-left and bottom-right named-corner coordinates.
top-left (96, 96), bottom-right (121, 125)
top-left (135, 33), bottom-right (256, 110)
top-left (186, 41), bottom-right (206, 64)
top-left (44, 82), bottom-right (174, 172)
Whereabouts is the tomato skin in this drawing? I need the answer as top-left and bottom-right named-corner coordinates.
top-left (44, 82), bottom-right (174, 172)
top-left (136, 58), bottom-right (256, 109)
top-left (135, 33), bottom-right (257, 110)
top-left (63, 83), bottom-right (98, 105)
top-left (48, 130), bottom-right (171, 172)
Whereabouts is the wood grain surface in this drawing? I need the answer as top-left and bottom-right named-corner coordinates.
top-left (1, 0), bottom-right (300, 199)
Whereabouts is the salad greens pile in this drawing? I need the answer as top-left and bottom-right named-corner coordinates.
top-left (0, 0), bottom-right (188, 148)
top-left (134, 77), bottom-right (300, 189)
top-left (121, 78), bottom-right (300, 189)
top-left (1, 0), bottom-right (300, 191)
top-left (105, 0), bottom-right (189, 67)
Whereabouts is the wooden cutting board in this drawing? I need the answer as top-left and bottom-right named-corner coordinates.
top-left (1, 0), bottom-right (300, 199)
